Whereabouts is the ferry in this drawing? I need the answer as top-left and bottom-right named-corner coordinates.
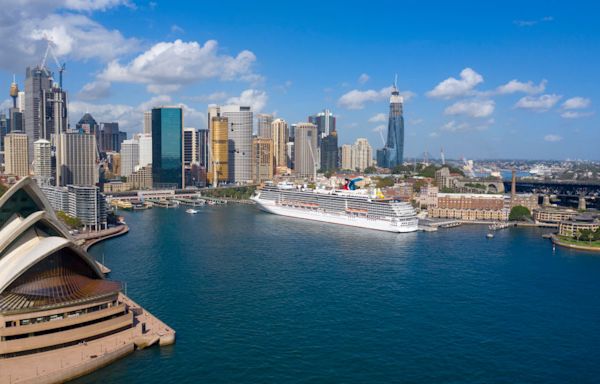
top-left (186, 208), bottom-right (199, 214)
top-left (251, 181), bottom-right (418, 233)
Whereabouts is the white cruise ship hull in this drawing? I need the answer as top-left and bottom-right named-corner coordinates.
top-left (252, 197), bottom-right (418, 233)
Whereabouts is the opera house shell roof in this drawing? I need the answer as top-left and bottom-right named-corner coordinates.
top-left (0, 178), bottom-right (120, 313)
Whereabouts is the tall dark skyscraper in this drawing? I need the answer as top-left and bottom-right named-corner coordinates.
top-left (378, 81), bottom-right (404, 168)
top-left (152, 106), bottom-right (184, 188)
top-left (25, 66), bottom-right (53, 160)
top-left (320, 130), bottom-right (339, 171)
top-left (308, 109), bottom-right (336, 140)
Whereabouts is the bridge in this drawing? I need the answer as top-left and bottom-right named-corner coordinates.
top-left (503, 179), bottom-right (600, 209)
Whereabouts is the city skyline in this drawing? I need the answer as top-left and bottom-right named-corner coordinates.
top-left (0, 1), bottom-right (599, 160)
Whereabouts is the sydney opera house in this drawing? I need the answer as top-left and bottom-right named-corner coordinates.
top-left (0, 178), bottom-right (173, 383)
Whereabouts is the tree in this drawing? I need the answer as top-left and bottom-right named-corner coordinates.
top-left (56, 211), bottom-right (82, 229)
top-left (364, 166), bottom-right (377, 174)
top-left (375, 177), bottom-right (395, 188)
top-left (509, 205), bottom-right (531, 221)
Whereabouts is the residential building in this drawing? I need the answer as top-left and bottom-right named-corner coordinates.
top-left (143, 111), bottom-right (152, 134)
top-left (183, 128), bottom-right (197, 166)
top-left (559, 215), bottom-right (600, 237)
top-left (252, 137), bottom-right (273, 183)
top-left (220, 105), bottom-right (253, 183)
top-left (67, 185), bottom-right (108, 230)
top-left (435, 167), bottom-right (458, 190)
top-left (294, 123), bottom-right (318, 178)
top-left (56, 132), bottom-right (98, 187)
top-left (4, 133), bottom-right (29, 177)
top-left (533, 207), bottom-right (579, 225)
top-left (121, 139), bottom-right (139, 178)
top-left (152, 106), bottom-right (184, 188)
top-left (378, 82), bottom-right (404, 168)
top-left (257, 114), bottom-right (273, 138)
top-left (352, 138), bottom-right (373, 171)
top-left (271, 118), bottom-right (288, 170)
top-left (33, 139), bottom-right (52, 184)
top-left (340, 144), bottom-right (353, 170)
top-left (129, 165), bottom-right (153, 190)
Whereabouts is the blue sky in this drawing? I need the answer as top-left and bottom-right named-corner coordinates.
top-left (0, 0), bottom-right (599, 160)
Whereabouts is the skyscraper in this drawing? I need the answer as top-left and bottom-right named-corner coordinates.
top-left (208, 116), bottom-right (228, 185)
top-left (197, 128), bottom-right (209, 168)
top-left (8, 77), bottom-right (23, 133)
top-left (143, 111), bottom-right (152, 134)
top-left (41, 84), bottom-right (68, 139)
top-left (271, 118), bottom-right (288, 171)
top-left (220, 105), bottom-right (253, 183)
top-left (121, 139), bottom-right (139, 178)
top-left (308, 109), bottom-right (336, 139)
top-left (5, 133), bottom-right (29, 177)
top-left (294, 123), bottom-right (318, 178)
top-left (56, 132), bottom-right (98, 186)
top-left (352, 138), bottom-right (373, 171)
top-left (320, 131), bottom-right (339, 172)
top-left (379, 81), bottom-right (404, 168)
top-left (252, 137), bottom-right (273, 183)
top-left (24, 66), bottom-right (53, 160)
top-left (33, 139), bottom-right (52, 184)
top-left (99, 122), bottom-right (126, 153)
top-left (183, 128), bottom-right (198, 166)
top-left (340, 144), bottom-right (353, 170)
top-left (152, 106), bottom-right (184, 188)
top-left (76, 113), bottom-right (99, 136)
top-left (257, 113), bottom-right (273, 138)
top-left (137, 133), bottom-right (152, 167)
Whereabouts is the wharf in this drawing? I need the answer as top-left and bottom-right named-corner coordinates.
top-left (0, 293), bottom-right (175, 384)
top-left (172, 197), bottom-right (205, 207)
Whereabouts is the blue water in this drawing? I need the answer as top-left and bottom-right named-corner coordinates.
top-left (75, 205), bottom-right (600, 383)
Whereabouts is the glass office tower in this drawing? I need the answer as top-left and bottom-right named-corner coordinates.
top-left (152, 107), bottom-right (184, 188)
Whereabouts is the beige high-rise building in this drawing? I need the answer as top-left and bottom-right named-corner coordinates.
top-left (352, 138), bottom-right (373, 171)
top-left (340, 144), bottom-right (353, 170)
top-left (4, 133), bottom-right (29, 177)
top-left (252, 137), bottom-right (273, 183)
top-left (257, 114), bottom-right (273, 138)
top-left (143, 111), bottom-right (152, 134)
top-left (271, 118), bottom-right (288, 171)
top-left (208, 116), bottom-right (229, 185)
top-left (57, 133), bottom-right (98, 186)
top-left (33, 139), bottom-right (52, 183)
top-left (294, 123), bottom-right (318, 178)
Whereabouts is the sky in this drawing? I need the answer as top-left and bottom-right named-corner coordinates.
top-left (0, 0), bottom-right (599, 160)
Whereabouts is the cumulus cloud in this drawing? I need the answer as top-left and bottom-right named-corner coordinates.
top-left (368, 113), bottom-right (387, 123)
top-left (226, 89), bottom-right (268, 112)
top-left (562, 97), bottom-right (591, 110)
top-left (69, 95), bottom-right (206, 132)
top-left (62, 0), bottom-right (133, 11)
top-left (99, 39), bottom-right (261, 93)
top-left (515, 94), bottom-right (561, 111)
top-left (77, 80), bottom-right (111, 100)
top-left (338, 86), bottom-right (414, 110)
top-left (0, 5), bottom-right (138, 71)
top-left (444, 99), bottom-right (495, 118)
top-left (496, 79), bottom-right (547, 95)
top-left (358, 73), bottom-right (370, 84)
top-left (544, 134), bottom-right (562, 142)
top-left (440, 118), bottom-right (493, 133)
top-left (427, 68), bottom-right (483, 99)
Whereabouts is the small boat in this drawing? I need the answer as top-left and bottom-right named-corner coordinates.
top-left (486, 233), bottom-right (494, 239)
top-left (186, 209), bottom-right (199, 214)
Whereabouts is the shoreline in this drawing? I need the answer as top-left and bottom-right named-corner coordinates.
top-left (551, 234), bottom-right (600, 252)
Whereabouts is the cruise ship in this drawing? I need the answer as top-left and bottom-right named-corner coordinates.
top-left (251, 183), bottom-right (418, 233)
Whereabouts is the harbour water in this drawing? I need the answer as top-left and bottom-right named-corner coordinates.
top-left (77, 205), bottom-right (600, 383)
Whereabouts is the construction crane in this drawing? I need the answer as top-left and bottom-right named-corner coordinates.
top-left (39, 38), bottom-right (66, 88)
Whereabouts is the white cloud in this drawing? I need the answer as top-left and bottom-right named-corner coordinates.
top-left (409, 118), bottom-right (424, 125)
top-left (560, 111), bottom-right (594, 119)
top-left (562, 97), bottom-right (591, 110)
top-left (62, 0), bottom-right (133, 11)
top-left (496, 79), bottom-right (547, 94)
top-left (372, 124), bottom-right (386, 133)
top-left (444, 99), bottom-right (495, 118)
top-left (440, 120), bottom-right (470, 132)
top-left (358, 73), bottom-right (370, 84)
top-left (514, 16), bottom-right (554, 27)
top-left (170, 24), bottom-right (184, 34)
top-left (338, 86), bottom-right (414, 110)
top-left (99, 39), bottom-right (261, 93)
top-left (77, 80), bottom-right (111, 100)
top-left (427, 68), bottom-right (483, 99)
top-left (515, 94), bottom-right (561, 111)
top-left (544, 134), bottom-right (562, 142)
top-left (429, 132), bottom-right (439, 138)
top-left (368, 113), bottom-right (387, 123)
top-left (226, 89), bottom-right (268, 112)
